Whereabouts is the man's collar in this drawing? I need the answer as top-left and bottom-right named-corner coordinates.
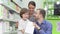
top-left (36, 20), bottom-right (46, 25)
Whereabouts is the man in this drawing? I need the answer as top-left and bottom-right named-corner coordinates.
top-left (34, 9), bottom-right (52, 34)
top-left (28, 1), bottom-right (36, 22)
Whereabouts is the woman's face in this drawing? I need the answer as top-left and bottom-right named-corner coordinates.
top-left (28, 4), bottom-right (35, 13)
top-left (22, 12), bottom-right (29, 20)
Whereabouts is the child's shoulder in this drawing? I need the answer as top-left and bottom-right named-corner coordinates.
top-left (18, 19), bottom-right (24, 23)
top-left (27, 20), bottom-right (33, 23)
top-left (28, 20), bottom-right (34, 24)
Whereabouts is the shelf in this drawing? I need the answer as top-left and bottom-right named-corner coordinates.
top-left (0, 0), bottom-right (21, 14)
top-left (47, 15), bottom-right (60, 20)
top-left (3, 31), bottom-right (17, 34)
top-left (0, 18), bottom-right (16, 22)
top-left (1, 3), bottom-right (20, 15)
top-left (0, 3), bottom-right (20, 22)
top-left (12, 0), bottom-right (22, 8)
top-left (47, 18), bottom-right (60, 20)
top-left (48, 8), bottom-right (54, 10)
top-left (44, 1), bottom-right (54, 4)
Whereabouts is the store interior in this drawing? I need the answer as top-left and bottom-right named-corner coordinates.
top-left (0, 0), bottom-right (60, 34)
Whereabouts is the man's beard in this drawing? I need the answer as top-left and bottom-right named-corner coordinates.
top-left (35, 17), bottom-right (39, 20)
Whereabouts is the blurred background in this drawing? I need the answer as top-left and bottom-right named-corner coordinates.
top-left (0, 0), bottom-right (60, 34)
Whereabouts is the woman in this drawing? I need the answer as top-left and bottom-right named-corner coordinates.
top-left (28, 1), bottom-right (36, 22)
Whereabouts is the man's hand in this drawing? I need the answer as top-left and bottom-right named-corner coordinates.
top-left (33, 23), bottom-right (40, 30)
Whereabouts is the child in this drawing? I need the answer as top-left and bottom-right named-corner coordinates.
top-left (18, 8), bottom-right (34, 34)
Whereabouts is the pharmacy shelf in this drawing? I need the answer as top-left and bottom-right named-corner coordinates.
top-left (0, 18), bottom-right (16, 22)
top-left (0, 4), bottom-right (20, 22)
top-left (12, 0), bottom-right (23, 8)
top-left (3, 31), bottom-right (17, 34)
top-left (1, 3), bottom-right (20, 15)
top-left (0, 0), bottom-right (21, 14)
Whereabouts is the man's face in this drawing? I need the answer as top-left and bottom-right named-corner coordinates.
top-left (28, 4), bottom-right (35, 13)
top-left (34, 10), bottom-right (42, 19)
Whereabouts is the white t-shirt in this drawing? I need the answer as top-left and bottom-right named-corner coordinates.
top-left (18, 19), bottom-right (28, 34)
top-left (18, 19), bottom-right (34, 34)
top-left (25, 20), bottom-right (34, 34)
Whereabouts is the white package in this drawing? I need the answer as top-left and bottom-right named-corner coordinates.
top-left (25, 21), bottom-right (34, 34)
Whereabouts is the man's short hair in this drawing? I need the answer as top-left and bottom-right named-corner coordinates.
top-left (28, 1), bottom-right (36, 7)
top-left (37, 9), bottom-right (46, 18)
top-left (20, 8), bottom-right (29, 18)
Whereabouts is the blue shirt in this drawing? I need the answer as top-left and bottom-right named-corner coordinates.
top-left (34, 20), bottom-right (52, 34)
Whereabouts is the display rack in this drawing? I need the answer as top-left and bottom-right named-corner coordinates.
top-left (0, 0), bottom-right (21, 33)
top-left (0, 0), bottom-right (21, 22)
top-left (1, 4), bottom-right (20, 14)
top-left (44, 0), bottom-right (60, 20)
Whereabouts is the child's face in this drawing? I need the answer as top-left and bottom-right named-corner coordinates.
top-left (22, 12), bottom-right (29, 20)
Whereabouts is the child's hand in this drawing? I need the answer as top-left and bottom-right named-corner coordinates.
top-left (21, 29), bottom-right (25, 34)
top-left (15, 21), bottom-right (18, 28)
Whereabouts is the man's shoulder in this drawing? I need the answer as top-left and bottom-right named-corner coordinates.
top-left (45, 20), bottom-right (52, 26)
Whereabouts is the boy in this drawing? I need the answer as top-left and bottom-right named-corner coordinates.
top-left (18, 8), bottom-right (34, 34)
